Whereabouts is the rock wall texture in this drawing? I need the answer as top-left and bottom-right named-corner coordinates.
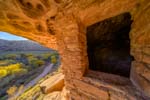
top-left (130, 0), bottom-right (150, 98)
top-left (0, 0), bottom-right (150, 100)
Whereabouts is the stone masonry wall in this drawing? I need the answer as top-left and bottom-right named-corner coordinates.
top-left (0, 0), bottom-right (150, 100)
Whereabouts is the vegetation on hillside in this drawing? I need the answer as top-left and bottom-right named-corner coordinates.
top-left (17, 70), bottom-right (61, 100)
top-left (0, 63), bottom-right (27, 78)
top-left (0, 51), bottom-right (59, 100)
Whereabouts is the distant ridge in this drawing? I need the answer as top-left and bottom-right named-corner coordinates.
top-left (0, 39), bottom-right (51, 51)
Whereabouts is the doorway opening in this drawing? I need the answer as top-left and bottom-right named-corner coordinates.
top-left (86, 12), bottom-right (134, 77)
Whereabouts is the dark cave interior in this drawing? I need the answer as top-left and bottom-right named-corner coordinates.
top-left (86, 12), bottom-right (134, 77)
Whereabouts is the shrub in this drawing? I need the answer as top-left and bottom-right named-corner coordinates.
top-left (11, 68), bottom-right (27, 75)
top-left (50, 55), bottom-right (57, 64)
top-left (0, 63), bottom-right (27, 77)
top-left (30, 60), bottom-right (45, 68)
top-left (7, 85), bottom-right (17, 96)
top-left (0, 70), bottom-right (7, 78)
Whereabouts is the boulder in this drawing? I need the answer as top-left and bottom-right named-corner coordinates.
top-left (40, 73), bottom-right (64, 94)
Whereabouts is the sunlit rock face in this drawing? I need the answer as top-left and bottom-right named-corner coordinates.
top-left (0, 0), bottom-right (150, 100)
top-left (0, 0), bottom-right (59, 49)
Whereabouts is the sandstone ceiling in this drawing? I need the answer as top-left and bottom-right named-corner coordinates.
top-left (0, 0), bottom-right (136, 50)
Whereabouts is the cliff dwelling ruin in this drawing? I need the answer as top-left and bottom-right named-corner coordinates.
top-left (0, 0), bottom-right (150, 100)
top-left (87, 12), bottom-right (134, 77)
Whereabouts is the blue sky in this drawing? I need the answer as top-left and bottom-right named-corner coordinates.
top-left (0, 32), bottom-right (27, 40)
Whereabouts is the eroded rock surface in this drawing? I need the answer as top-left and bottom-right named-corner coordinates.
top-left (40, 73), bottom-right (64, 94)
top-left (0, 0), bottom-right (150, 100)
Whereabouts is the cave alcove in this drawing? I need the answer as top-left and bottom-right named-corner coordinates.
top-left (86, 12), bottom-right (134, 77)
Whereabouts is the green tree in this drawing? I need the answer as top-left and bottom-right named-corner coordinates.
top-left (28, 56), bottom-right (44, 68)
top-left (50, 55), bottom-right (57, 64)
